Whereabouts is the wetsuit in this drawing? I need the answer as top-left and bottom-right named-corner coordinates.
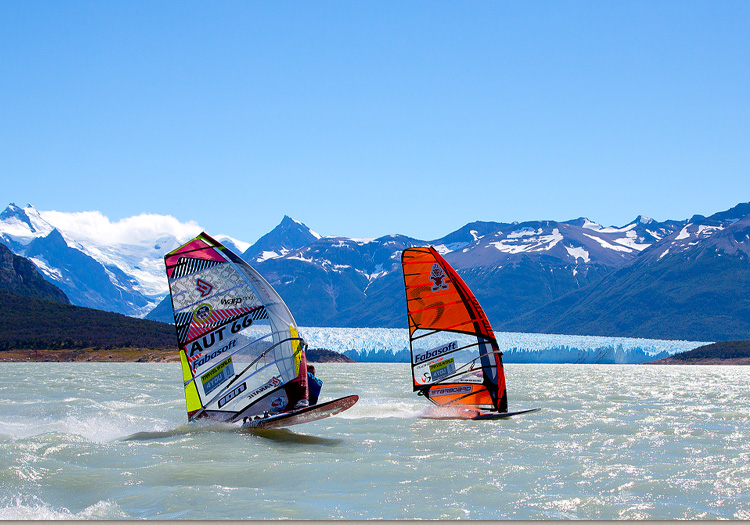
top-left (307, 372), bottom-right (322, 405)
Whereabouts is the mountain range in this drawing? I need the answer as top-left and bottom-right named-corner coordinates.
top-left (1, 201), bottom-right (749, 342)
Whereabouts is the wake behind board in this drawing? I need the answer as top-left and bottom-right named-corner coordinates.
top-left (420, 406), bottom-right (540, 421)
top-left (241, 395), bottom-right (358, 430)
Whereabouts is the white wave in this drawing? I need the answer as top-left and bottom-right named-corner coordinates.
top-left (0, 497), bottom-right (126, 520)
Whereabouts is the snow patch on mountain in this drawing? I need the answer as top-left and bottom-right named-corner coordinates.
top-left (675, 225), bottom-right (692, 241)
top-left (291, 218), bottom-right (321, 239)
top-left (612, 230), bottom-right (651, 251)
top-left (489, 228), bottom-right (563, 254)
top-left (581, 219), bottom-right (602, 231)
top-left (257, 249), bottom-right (288, 262)
top-left (697, 225), bottom-right (722, 236)
top-left (598, 223), bottom-right (637, 234)
top-left (0, 204), bottom-right (55, 244)
top-left (565, 245), bottom-right (590, 263)
top-left (433, 242), bottom-right (467, 254)
top-left (28, 256), bottom-right (63, 280)
top-left (583, 233), bottom-right (634, 253)
top-left (288, 254), bottom-right (315, 263)
top-left (508, 227), bottom-right (538, 239)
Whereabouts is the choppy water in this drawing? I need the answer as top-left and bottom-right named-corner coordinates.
top-left (0, 362), bottom-right (749, 520)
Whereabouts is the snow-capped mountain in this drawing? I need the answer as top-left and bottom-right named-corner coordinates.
top-left (0, 203), bottom-right (247, 316)
top-left (442, 215), bottom-right (682, 270)
top-left (243, 215), bottom-right (322, 262)
top-left (502, 203), bottom-right (750, 341)
top-left (3, 200), bottom-right (749, 342)
top-left (147, 210), bottom-right (687, 329)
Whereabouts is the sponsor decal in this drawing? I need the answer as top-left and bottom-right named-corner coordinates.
top-left (413, 340), bottom-right (458, 364)
top-left (186, 311), bottom-right (255, 359)
top-left (218, 382), bottom-right (246, 408)
top-left (188, 326), bottom-right (228, 357)
top-left (196, 278), bottom-right (213, 297)
top-left (201, 357), bottom-right (235, 395)
top-left (193, 303), bottom-right (213, 323)
top-left (270, 397), bottom-right (285, 409)
top-left (429, 263), bottom-right (449, 292)
top-left (246, 376), bottom-right (283, 402)
top-left (429, 357), bottom-right (456, 381)
top-left (229, 311), bottom-right (255, 333)
top-left (220, 297), bottom-right (245, 306)
top-left (430, 385), bottom-right (473, 397)
top-left (190, 338), bottom-right (238, 369)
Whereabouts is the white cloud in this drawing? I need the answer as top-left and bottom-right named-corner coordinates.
top-left (39, 210), bottom-right (202, 246)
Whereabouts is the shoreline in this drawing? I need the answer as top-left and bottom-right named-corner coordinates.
top-left (0, 348), bottom-right (180, 363)
top-left (2, 349), bottom-right (748, 365)
top-left (643, 356), bottom-right (750, 365)
top-left (0, 347), bottom-right (356, 363)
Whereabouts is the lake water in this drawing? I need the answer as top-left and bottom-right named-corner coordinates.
top-left (0, 362), bottom-right (749, 520)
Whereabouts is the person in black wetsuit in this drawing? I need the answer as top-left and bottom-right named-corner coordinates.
top-left (307, 364), bottom-right (322, 405)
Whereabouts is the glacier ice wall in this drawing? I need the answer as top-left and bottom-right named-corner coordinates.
top-left (300, 326), bottom-right (710, 364)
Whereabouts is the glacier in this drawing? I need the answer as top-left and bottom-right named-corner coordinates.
top-left (299, 326), bottom-right (710, 364)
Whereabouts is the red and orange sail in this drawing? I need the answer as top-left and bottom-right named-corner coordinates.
top-left (401, 247), bottom-right (507, 412)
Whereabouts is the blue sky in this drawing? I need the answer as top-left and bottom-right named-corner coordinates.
top-left (2, 2), bottom-right (749, 243)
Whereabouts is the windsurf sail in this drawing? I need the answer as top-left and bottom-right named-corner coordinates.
top-left (401, 247), bottom-right (508, 412)
top-left (164, 233), bottom-right (308, 423)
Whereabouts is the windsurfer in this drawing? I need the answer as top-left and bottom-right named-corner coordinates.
top-left (307, 364), bottom-right (322, 405)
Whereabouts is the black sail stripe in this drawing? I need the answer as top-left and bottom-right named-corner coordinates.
top-left (171, 257), bottom-right (224, 279)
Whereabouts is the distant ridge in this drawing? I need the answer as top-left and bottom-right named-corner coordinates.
top-left (0, 243), bottom-right (69, 304)
top-left (4, 201), bottom-right (750, 342)
top-left (501, 209), bottom-right (750, 341)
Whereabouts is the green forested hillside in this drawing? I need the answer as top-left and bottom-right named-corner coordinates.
top-left (0, 290), bottom-right (176, 350)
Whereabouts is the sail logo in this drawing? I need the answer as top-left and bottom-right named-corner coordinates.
top-left (413, 340), bottom-right (458, 364)
top-left (429, 263), bottom-right (449, 292)
top-left (187, 325), bottom-right (228, 357)
top-left (190, 338), bottom-right (237, 369)
top-left (429, 357), bottom-right (456, 381)
top-left (218, 382), bottom-right (246, 408)
top-left (246, 376), bottom-right (283, 401)
top-left (196, 278), bottom-right (213, 297)
top-left (430, 385), bottom-right (472, 397)
top-left (201, 357), bottom-right (235, 395)
top-left (193, 303), bottom-right (213, 323)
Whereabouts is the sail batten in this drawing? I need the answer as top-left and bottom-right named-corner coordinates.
top-left (401, 246), bottom-right (508, 413)
top-left (164, 232), bottom-right (308, 422)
